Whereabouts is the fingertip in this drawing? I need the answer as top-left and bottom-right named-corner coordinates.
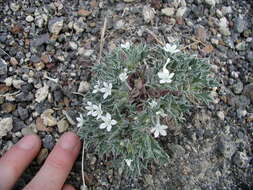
top-left (58, 132), bottom-right (81, 153)
top-left (61, 132), bottom-right (81, 142)
top-left (62, 184), bottom-right (76, 190)
top-left (0, 134), bottom-right (41, 190)
top-left (17, 134), bottom-right (41, 150)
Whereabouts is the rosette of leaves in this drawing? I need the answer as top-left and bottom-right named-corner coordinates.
top-left (77, 43), bottom-right (217, 176)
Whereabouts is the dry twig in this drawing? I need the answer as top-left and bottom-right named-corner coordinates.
top-left (180, 35), bottom-right (208, 51)
top-left (146, 29), bottom-right (165, 46)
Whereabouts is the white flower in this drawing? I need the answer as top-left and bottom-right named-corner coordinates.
top-left (85, 101), bottom-right (94, 116)
top-left (124, 159), bottom-right (133, 167)
top-left (100, 82), bottom-right (112, 99)
top-left (121, 41), bottom-right (131, 49)
top-left (76, 114), bottom-right (84, 128)
top-left (163, 43), bottom-right (180, 54)
top-left (85, 102), bottom-right (103, 119)
top-left (155, 109), bottom-right (167, 117)
top-left (119, 69), bottom-right (128, 82)
top-left (149, 100), bottom-right (157, 108)
top-left (158, 58), bottom-right (175, 84)
top-left (151, 118), bottom-right (168, 138)
top-left (92, 81), bottom-right (101, 94)
top-left (92, 104), bottom-right (103, 119)
top-left (99, 113), bottom-right (117, 132)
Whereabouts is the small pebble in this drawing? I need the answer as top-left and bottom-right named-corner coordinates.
top-left (26, 15), bottom-right (34, 22)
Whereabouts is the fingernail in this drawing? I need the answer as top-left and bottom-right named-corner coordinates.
top-left (59, 132), bottom-right (78, 150)
top-left (17, 135), bottom-right (37, 150)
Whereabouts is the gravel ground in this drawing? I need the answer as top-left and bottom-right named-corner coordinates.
top-left (0, 0), bottom-right (253, 189)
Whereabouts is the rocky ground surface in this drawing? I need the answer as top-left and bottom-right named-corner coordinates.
top-left (0, 0), bottom-right (253, 189)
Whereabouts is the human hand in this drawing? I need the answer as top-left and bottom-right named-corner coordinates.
top-left (0, 132), bottom-right (81, 190)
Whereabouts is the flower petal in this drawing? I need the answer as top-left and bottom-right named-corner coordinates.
top-left (106, 113), bottom-right (111, 120)
top-left (160, 129), bottom-right (167, 136)
top-left (100, 87), bottom-right (105, 93)
top-left (99, 123), bottom-right (107, 129)
top-left (161, 125), bottom-right (168, 130)
top-left (150, 127), bottom-right (156, 133)
top-left (169, 73), bottom-right (175, 78)
top-left (154, 130), bottom-right (159, 138)
top-left (111, 120), bottom-right (117, 125)
top-left (106, 125), bottom-right (112, 131)
top-left (103, 93), bottom-right (108, 99)
top-left (87, 111), bottom-right (93, 116)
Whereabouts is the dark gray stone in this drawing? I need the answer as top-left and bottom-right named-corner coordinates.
top-left (0, 33), bottom-right (7, 43)
top-left (30, 34), bottom-right (50, 47)
top-left (16, 51), bottom-right (25, 60)
top-left (17, 106), bottom-right (29, 120)
top-left (12, 117), bottom-right (26, 132)
top-left (30, 55), bottom-right (40, 63)
top-left (46, 80), bottom-right (58, 91)
top-left (42, 135), bottom-right (55, 149)
top-left (35, 102), bottom-right (51, 115)
top-left (16, 92), bottom-right (34, 102)
top-left (228, 95), bottom-right (251, 108)
top-left (246, 51), bottom-right (253, 64)
top-left (21, 84), bottom-right (34, 92)
top-left (243, 84), bottom-right (253, 103)
top-left (53, 89), bottom-right (63, 102)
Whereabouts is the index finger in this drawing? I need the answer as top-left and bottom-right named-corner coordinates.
top-left (0, 135), bottom-right (41, 190)
top-left (23, 132), bottom-right (81, 190)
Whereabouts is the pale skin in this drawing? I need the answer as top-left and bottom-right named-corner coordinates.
top-left (0, 132), bottom-right (81, 190)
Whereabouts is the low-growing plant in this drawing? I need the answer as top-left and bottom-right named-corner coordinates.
top-left (77, 42), bottom-right (217, 176)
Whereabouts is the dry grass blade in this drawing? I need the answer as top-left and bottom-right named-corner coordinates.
top-left (98, 17), bottom-right (107, 64)
top-left (81, 141), bottom-right (86, 189)
top-left (0, 47), bottom-right (11, 58)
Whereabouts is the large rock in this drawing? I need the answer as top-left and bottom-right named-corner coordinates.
top-left (57, 119), bottom-right (69, 133)
top-left (234, 16), bottom-right (248, 33)
top-left (143, 5), bottom-right (155, 23)
top-left (35, 85), bottom-right (49, 103)
top-left (161, 7), bottom-right (175, 17)
top-left (41, 109), bottom-right (57, 127)
top-left (78, 81), bottom-right (90, 93)
top-left (195, 25), bottom-right (207, 42)
top-left (219, 17), bottom-right (231, 36)
top-left (0, 117), bottom-right (13, 138)
top-left (176, 7), bottom-right (187, 17)
top-left (48, 17), bottom-right (64, 35)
